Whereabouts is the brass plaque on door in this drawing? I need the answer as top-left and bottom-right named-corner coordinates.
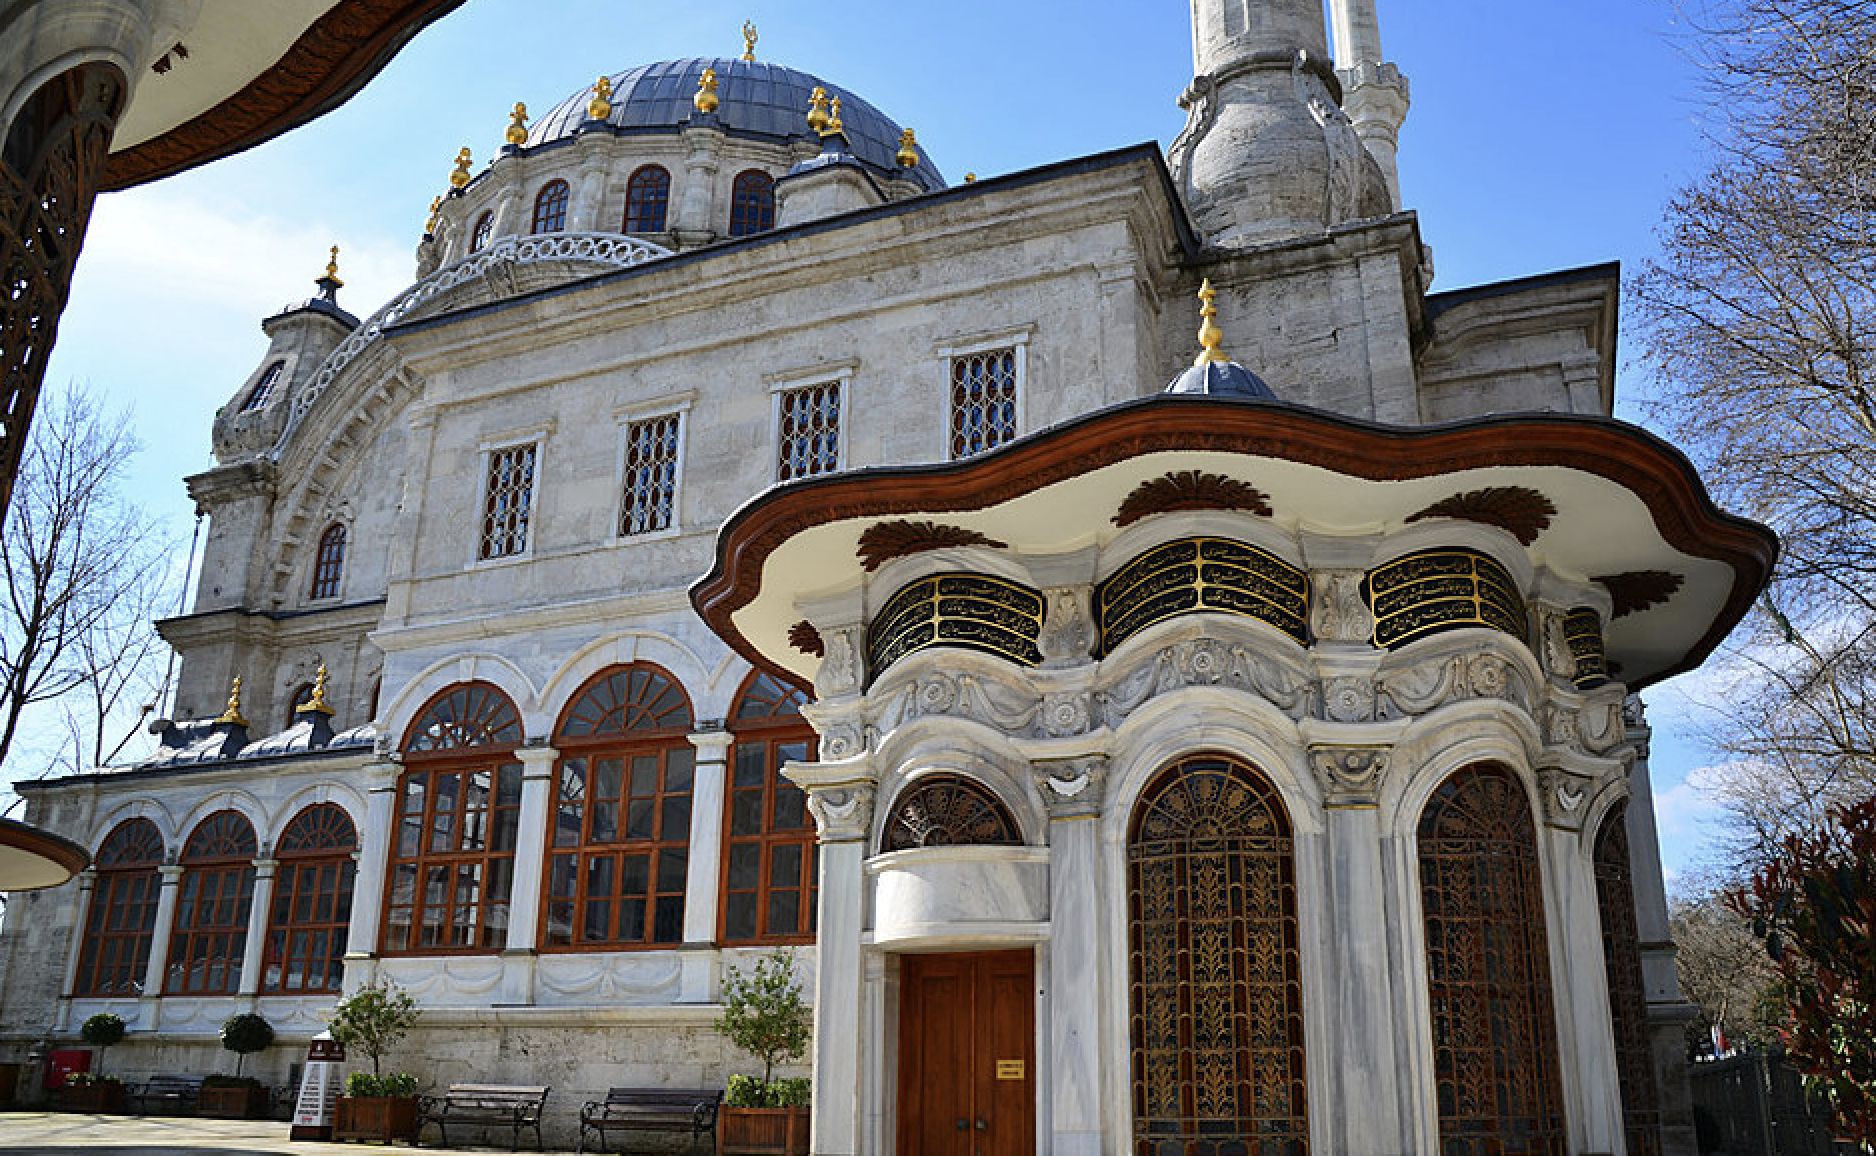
top-left (995, 1060), bottom-right (1024, 1080)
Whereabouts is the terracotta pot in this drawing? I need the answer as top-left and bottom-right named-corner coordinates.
top-left (720, 1104), bottom-right (810, 1156)
top-left (199, 1084), bottom-right (270, 1119)
top-left (333, 1094), bottom-right (420, 1143)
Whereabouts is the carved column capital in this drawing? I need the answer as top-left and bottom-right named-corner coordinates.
top-left (1536, 767), bottom-right (1595, 830)
top-left (1030, 755), bottom-right (1109, 819)
top-left (1307, 744), bottom-right (1390, 807)
top-left (1037, 586), bottom-right (1095, 667)
top-left (1310, 569), bottom-right (1374, 644)
top-left (814, 625), bottom-right (864, 699)
top-left (806, 783), bottom-right (876, 844)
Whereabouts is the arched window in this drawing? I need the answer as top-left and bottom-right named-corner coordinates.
top-left (1417, 766), bottom-right (1566, 1156)
top-left (263, 803), bottom-right (356, 994)
top-left (239, 360), bottom-right (286, 412)
top-left (623, 165), bottom-right (671, 234)
top-left (728, 169), bottom-right (774, 237)
top-left (531, 179), bottom-right (569, 234)
top-left (167, 810), bottom-right (258, 995)
top-left (881, 774), bottom-right (1020, 853)
top-left (545, 665), bottom-right (695, 949)
top-left (385, 682), bottom-right (524, 953)
top-left (310, 522), bottom-right (346, 600)
top-left (470, 210), bottom-right (493, 252)
top-left (74, 819), bottom-right (164, 996)
top-left (1595, 803), bottom-right (1662, 1156)
top-left (1128, 754), bottom-right (1307, 1154)
top-left (721, 671), bottom-right (817, 944)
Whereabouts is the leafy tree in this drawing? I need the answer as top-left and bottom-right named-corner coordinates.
top-left (1728, 796), bottom-right (1876, 1148)
top-left (715, 950), bottom-right (811, 1103)
top-left (1632, 0), bottom-right (1876, 874)
top-left (328, 980), bottom-right (419, 1079)
top-left (220, 1012), bottom-right (274, 1078)
top-left (80, 1011), bottom-right (125, 1076)
top-left (1669, 887), bottom-right (1782, 1054)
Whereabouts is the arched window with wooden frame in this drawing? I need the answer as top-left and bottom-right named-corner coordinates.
top-left (309, 522), bottom-right (346, 600)
top-left (1127, 753), bottom-right (1307, 1155)
top-left (470, 210), bottom-right (493, 252)
top-left (623, 164), bottom-right (671, 234)
top-left (166, 810), bottom-right (258, 995)
top-left (263, 803), bottom-right (356, 994)
top-left (74, 818), bottom-right (164, 996)
top-left (544, 664), bottom-right (695, 949)
top-left (384, 682), bottom-right (524, 954)
top-left (881, 774), bottom-right (1020, 853)
top-left (727, 169), bottom-right (774, 237)
top-left (720, 670), bottom-right (817, 944)
top-left (1595, 802), bottom-right (1662, 1156)
top-left (1417, 765), bottom-right (1566, 1156)
top-left (531, 179), bottom-right (569, 234)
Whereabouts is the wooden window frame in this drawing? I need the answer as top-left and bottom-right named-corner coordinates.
top-left (309, 521), bottom-right (346, 600)
top-left (719, 671), bottom-right (818, 946)
top-left (728, 169), bottom-right (775, 237)
top-left (166, 810), bottom-right (258, 997)
top-left (531, 179), bottom-right (569, 234)
top-left (262, 803), bottom-right (356, 995)
top-left (623, 164), bottom-right (671, 234)
top-left (73, 819), bottom-right (163, 997)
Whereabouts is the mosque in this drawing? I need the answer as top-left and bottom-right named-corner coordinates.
top-left (0, 2), bottom-right (1775, 1154)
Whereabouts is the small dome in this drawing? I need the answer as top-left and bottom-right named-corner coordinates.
top-left (529, 58), bottom-right (944, 192)
top-left (1165, 359), bottom-right (1278, 399)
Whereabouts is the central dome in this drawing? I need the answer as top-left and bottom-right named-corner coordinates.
top-left (529, 57), bottom-right (945, 192)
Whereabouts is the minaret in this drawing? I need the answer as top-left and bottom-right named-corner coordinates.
top-left (1330, 0), bottom-right (1410, 210)
top-left (1172, 0), bottom-right (1391, 247)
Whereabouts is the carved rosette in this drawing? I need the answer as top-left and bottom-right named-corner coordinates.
top-left (1308, 746), bottom-right (1390, 807)
top-left (1536, 768), bottom-right (1595, 830)
top-left (1037, 692), bottom-right (1093, 738)
top-left (1319, 676), bottom-right (1376, 723)
top-left (1310, 570), bottom-right (1373, 643)
top-left (1029, 756), bottom-right (1109, 819)
top-left (806, 783), bottom-right (877, 842)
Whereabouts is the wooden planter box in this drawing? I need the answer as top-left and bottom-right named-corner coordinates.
top-left (58, 1081), bottom-right (126, 1113)
top-left (333, 1095), bottom-right (420, 1144)
top-left (720, 1104), bottom-right (810, 1156)
top-left (199, 1084), bottom-right (270, 1119)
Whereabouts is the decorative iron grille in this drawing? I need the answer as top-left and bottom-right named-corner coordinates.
top-left (480, 443), bottom-right (537, 559)
top-left (1595, 804), bottom-right (1663, 1156)
top-left (777, 380), bottom-right (841, 481)
top-left (949, 347), bottom-right (1018, 458)
top-left (881, 774), bottom-right (1020, 852)
top-left (620, 413), bottom-right (680, 535)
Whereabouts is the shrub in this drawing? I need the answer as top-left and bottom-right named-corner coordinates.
top-left (79, 1012), bottom-right (126, 1076)
top-left (219, 1012), bottom-right (274, 1078)
top-left (715, 950), bottom-right (812, 1101)
top-left (328, 980), bottom-right (419, 1079)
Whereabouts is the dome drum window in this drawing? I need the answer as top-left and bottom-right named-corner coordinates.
top-left (865, 572), bottom-right (1045, 679)
top-left (728, 169), bottom-right (775, 237)
top-left (1365, 548), bottom-right (1527, 650)
top-left (310, 522), bottom-right (346, 600)
top-left (1096, 537), bottom-right (1310, 656)
top-left (624, 165), bottom-right (671, 234)
top-left (239, 361), bottom-right (286, 412)
top-left (470, 210), bottom-right (493, 252)
top-left (532, 179), bottom-right (570, 234)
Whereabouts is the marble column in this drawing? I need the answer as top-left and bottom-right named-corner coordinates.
top-left (140, 864), bottom-right (186, 1027)
top-left (498, 744), bottom-right (558, 1005)
top-left (341, 758), bottom-right (401, 993)
top-left (804, 782), bottom-right (875, 1156)
top-left (1031, 757), bottom-right (1108, 1156)
top-left (55, 870), bottom-right (97, 1031)
top-left (680, 728), bottom-right (732, 1002)
top-left (235, 858), bottom-right (279, 1005)
top-left (1537, 796), bottom-right (1623, 1155)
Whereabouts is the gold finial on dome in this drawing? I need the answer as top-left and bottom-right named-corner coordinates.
top-left (297, 664), bottom-right (336, 716)
top-left (425, 195), bottom-right (442, 236)
top-left (823, 96), bottom-right (844, 138)
top-left (215, 676), bottom-right (248, 727)
top-left (694, 68), bottom-right (720, 115)
top-left (1194, 279), bottom-right (1229, 366)
top-left (806, 86), bottom-right (831, 135)
top-left (323, 245), bottom-right (344, 287)
top-left (588, 76), bottom-right (613, 121)
top-left (964, 173), bottom-right (977, 183)
top-left (896, 128), bottom-right (920, 168)
top-left (742, 21), bottom-right (757, 61)
top-left (505, 102), bottom-right (529, 147)
top-left (449, 146), bottom-right (473, 189)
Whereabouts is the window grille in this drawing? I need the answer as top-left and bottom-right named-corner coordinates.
top-left (777, 381), bottom-right (841, 481)
top-left (310, 522), bottom-right (346, 599)
top-left (882, 774), bottom-right (1019, 853)
top-left (1596, 804), bottom-right (1663, 1156)
top-left (728, 169), bottom-right (775, 237)
top-left (240, 361), bottom-right (286, 412)
top-left (480, 443), bottom-right (537, 560)
top-left (949, 347), bottom-right (1018, 459)
top-left (619, 414), bottom-right (679, 536)
top-left (624, 165), bottom-right (671, 233)
top-left (532, 179), bottom-right (569, 234)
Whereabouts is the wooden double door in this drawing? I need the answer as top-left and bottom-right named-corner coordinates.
top-left (897, 950), bottom-right (1036, 1156)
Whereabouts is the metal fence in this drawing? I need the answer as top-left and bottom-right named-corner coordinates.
top-left (1687, 1051), bottom-right (1855, 1156)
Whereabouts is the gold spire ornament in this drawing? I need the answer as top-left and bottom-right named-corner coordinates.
top-left (449, 147), bottom-right (473, 189)
top-left (694, 68), bottom-right (720, 115)
top-left (1194, 279), bottom-right (1229, 366)
top-left (588, 76), bottom-right (613, 121)
top-left (896, 128), bottom-right (920, 168)
top-left (742, 21), bottom-right (758, 61)
top-left (297, 664), bottom-right (336, 716)
top-left (505, 102), bottom-right (530, 146)
top-left (425, 196), bottom-right (443, 236)
top-left (323, 245), bottom-right (344, 287)
top-left (806, 86), bottom-right (831, 135)
top-left (215, 677), bottom-right (249, 727)
top-left (824, 96), bottom-right (844, 137)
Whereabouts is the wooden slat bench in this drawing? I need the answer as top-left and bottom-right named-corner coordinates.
top-left (578, 1087), bottom-right (721, 1155)
top-left (417, 1083), bottom-right (550, 1150)
top-left (128, 1073), bottom-right (204, 1115)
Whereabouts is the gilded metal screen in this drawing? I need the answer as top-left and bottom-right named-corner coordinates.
top-left (1417, 766), bottom-right (1566, 1156)
top-left (1595, 804), bottom-right (1662, 1156)
top-left (1128, 754), bottom-right (1307, 1156)
top-left (881, 774), bottom-right (1019, 853)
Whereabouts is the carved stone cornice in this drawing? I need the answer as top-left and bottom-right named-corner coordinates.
top-left (1307, 745), bottom-right (1390, 807)
top-left (1030, 756), bottom-right (1108, 819)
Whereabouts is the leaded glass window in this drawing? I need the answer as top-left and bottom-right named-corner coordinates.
top-left (240, 361), bottom-right (285, 412)
top-left (263, 803), bottom-right (356, 993)
top-left (777, 381), bottom-right (841, 481)
top-left (949, 347), bottom-right (1018, 459)
top-left (480, 443), bottom-right (537, 560)
top-left (74, 819), bottom-right (163, 996)
top-left (471, 211), bottom-right (493, 252)
top-left (167, 810), bottom-right (258, 995)
top-left (619, 414), bottom-right (679, 536)
top-left (624, 165), bottom-right (671, 233)
top-left (721, 671), bottom-right (817, 944)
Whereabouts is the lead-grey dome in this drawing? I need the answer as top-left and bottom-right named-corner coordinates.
top-left (529, 58), bottom-right (945, 192)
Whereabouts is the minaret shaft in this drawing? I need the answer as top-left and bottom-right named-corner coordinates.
top-left (1191, 0), bottom-right (1329, 76)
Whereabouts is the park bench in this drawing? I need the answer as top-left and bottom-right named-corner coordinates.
top-left (578, 1087), bottom-right (722, 1154)
top-left (128, 1073), bottom-right (204, 1115)
top-left (417, 1083), bottom-right (550, 1150)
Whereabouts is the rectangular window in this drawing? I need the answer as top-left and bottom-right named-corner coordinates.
top-left (480, 443), bottom-right (538, 560)
top-left (949, 346), bottom-right (1019, 459)
top-left (620, 413), bottom-right (680, 536)
top-left (776, 381), bottom-right (841, 481)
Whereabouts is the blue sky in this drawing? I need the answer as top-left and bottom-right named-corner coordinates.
top-left (30, 0), bottom-right (1737, 885)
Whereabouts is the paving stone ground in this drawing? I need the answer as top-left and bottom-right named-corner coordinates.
top-left (0, 1111), bottom-right (596, 1154)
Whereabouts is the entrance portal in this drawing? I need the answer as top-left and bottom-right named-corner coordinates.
top-left (897, 950), bottom-right (1036, 1156)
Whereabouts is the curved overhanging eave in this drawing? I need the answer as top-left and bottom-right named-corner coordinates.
top-left (0, 816), bottom-right (89, 891)
top-left (692, 396), bottom-right (1777, 691)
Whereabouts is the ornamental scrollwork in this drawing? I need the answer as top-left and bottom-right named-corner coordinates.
top-left (1310, 570), bottom-right (1373, 643)
top-left (1307, 746), bottom-right (1390, 806)
top-left (1037, 586), bottom-right (1094, 666)
top-left (1094, 638), bottom-right (1314, 729)
top-left (1030, 756), bottom-right (1109, 818)
top-left (815, 627), bottom-right (862, 698)
top-left (1536, 768), bottom-right (1594, 830)
top-left (806, 783), bottom-right (876, 842)
top-left (1374, 652), bottom-right (1533, 720)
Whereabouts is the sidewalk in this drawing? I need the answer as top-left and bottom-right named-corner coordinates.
top-left (0, 1111), bottom-right (588, 1154)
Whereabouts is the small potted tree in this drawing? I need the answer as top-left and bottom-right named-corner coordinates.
top-left (328, 980), bottom-right (422, 1143)
top-left (201, 1013), bottom-right (274, 1118)
top-left (64, 1013), bottom-right (127, 1112)
top-left (715, 951), bottom-right (812, 1156)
